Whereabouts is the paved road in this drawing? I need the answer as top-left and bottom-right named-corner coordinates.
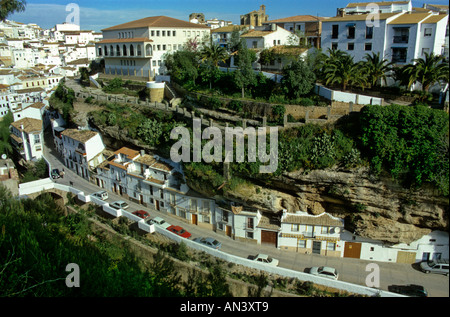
top-left (43, 130), bottom-right (449, 297)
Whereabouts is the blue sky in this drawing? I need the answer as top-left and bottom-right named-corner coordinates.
top-left (9, 0), bottom-right (449, 32)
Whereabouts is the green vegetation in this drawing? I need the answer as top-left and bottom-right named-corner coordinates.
top-left (49, 80), bottom-right (75, 123)
top-left (0, 111), bottom-right (13, 156)
top-left (20, 158), bottom-right (48, 183)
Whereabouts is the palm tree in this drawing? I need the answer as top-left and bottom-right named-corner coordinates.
top-left (401, 52), bottom-right (449, 91)
top-left (322, 49), bottom-right (366, 91)
top-left (359, 52), bottom-right (393, 89)
top-left (0, 0), bottom-right (26, 21)
top-left (199, 43), bottom-right (228, 89)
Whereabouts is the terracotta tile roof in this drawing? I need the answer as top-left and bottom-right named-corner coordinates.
top-left (114, 147), bottom-right (140, 159)
top-left (388, 12), bottom-right (434, 24)
top-left (211, 25), bottom-right (249, 33)
top-left (422, 14), bottom-right (448, 24)
top-left (11, 118), bottom-right (43, 134)
top-left (61, 129), bottom-right (98, 143)
top-left (102, 16), bottom-right (210, 31)
top-left (283, 212), bottom-right (344, 227)
top-left (241, 29), bottom-right (275, 38)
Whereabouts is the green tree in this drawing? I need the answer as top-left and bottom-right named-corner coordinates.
top-left (199, 43), bottom-right (228, 89)
top-left (359, 52), bottom-right (393, 88)
top-left (322, 49), bottom-right (367, 90)
top-left (0, 0), bottom-right (26, 21)
top-left (233, 41), bottom-right (256, 98)
top-left (165, 50), bottom-right (199, 86)
top-left (281, 59), bottom-right (316, 99)
top-left (401, 52), bottom-right (449, 91)
top-left (137, 118), bottom-right (163, 147)
top-left (0, 110), bottom-right (13, 156)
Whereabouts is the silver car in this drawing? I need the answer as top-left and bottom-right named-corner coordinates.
top-left (309, 266), bottom-right (339, 280)
top-left (420, 259), bottom-right (449, 276)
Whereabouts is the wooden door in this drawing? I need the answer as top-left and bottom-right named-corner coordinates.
top-left (155, 200), bottom-right (160, 211)
top-left (225, 225), bottom-right (232, 237)
top-left (261, 230), bottom-right (278, 247)
top-left (192, 214), bottom-right (198, 225)
top-left (344, 242), bottom-right (362, 259)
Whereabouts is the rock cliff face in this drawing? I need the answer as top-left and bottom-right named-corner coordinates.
top-left (215, 167), bottom-right (448, 245)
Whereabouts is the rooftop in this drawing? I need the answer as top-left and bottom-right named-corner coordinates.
top-left (61, 129), bottom-right (98, 143)
top-left (346, 1), bottom-right (410, 8)
top-left (388, 12), bottom-right (436, 24)
top-left (266, 15), bottom-right (327, 23)
top-left (102, 16), bottom-right (210, 31)
top-left (324, 12), bottom-right (400, 22)
top-left (11, 117), bottom-right (43, 133)
top-left (283, 211), bottom-right (344, 227)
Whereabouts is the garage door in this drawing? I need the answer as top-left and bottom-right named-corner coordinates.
top-left (344, 242), bottom-right (362, 259)
top-left (396, 251), bottom-right (416, 264)
top-left (261, 230), bottom-right (278, 247)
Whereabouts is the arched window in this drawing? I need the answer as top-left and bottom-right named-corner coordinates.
top-left (104, 46), bottom-right (108, 56)
top-left (116, 45), bottom-right (121, 56)
top-left (110, 45), bottom-right (114, 56)
top-left (123, 45), bottom-right (127, 56)
top-left (98, 47), bottom-right (102, 56)
top-left (129, 44), bottom-right (134, 56)
top-left (145, 44), bottom-right (152, 56)
top-left (137, 44), bottom-right (142, 56)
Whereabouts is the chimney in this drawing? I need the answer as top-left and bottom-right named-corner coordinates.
top-left (140, 149), bottom-right (145, 156)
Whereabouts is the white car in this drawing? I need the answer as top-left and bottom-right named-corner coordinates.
top-left (253, 254), bottom-right (279, 267)
top-left (91, 190), bottom-right (108, 200)
top-left (309, 266), bottom-right (339, 280)
top-left (148, 216), bottom-right (171, 229)
top-left (110, 201), bottom-right (129, 210)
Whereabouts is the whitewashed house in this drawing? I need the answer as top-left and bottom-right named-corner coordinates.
top-left (10, 117), bottom-right (44, 162)
top-left (240, 24), bottom-right (296, 50)
top-left (96, 16), bottom-right (211, 79)
top-left (279, 211), bottom-right (345, 257)
top-left (321, 11), bottom-right (448, 66)
top-left (60, 128), bottom-right (106, 180)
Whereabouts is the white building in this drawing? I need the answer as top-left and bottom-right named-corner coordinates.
top-left (211, 25), bottom-right (249, 50)
top-left (240, 24), bottom-right (296, 49)
top-left (96, 16), bottom-right (211, 78)
top-left (10, 117), bottom-right (44, 162)
top-left (279, 211), bottom-right (345, 257)
top-left (60, 128), bottom-right (106, 180)
top-left (320, 11), bottom-right (448, 65)
top-left (343, 0), bottom-right (412, 15)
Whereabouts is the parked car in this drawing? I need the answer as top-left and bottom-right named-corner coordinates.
top-left (132, 210), bottom-right (150, 219)
top-left (167, 225), bottom-right (191, 239)
top-left (91, 190), bottom-right (108, 201)
top-left (51, 169), bottom-right (60, 179)
top-left (388, 284), bottom-right (428, 297)
top-left (193, 237), bottom-right (222, 250)
top-left (309, 266), bottom-right (339, 280)
top-left (253, 254), bottom-right (279, 267)
top-left (420, 259), bottom-right (449, 276)
top-left (148, 216), bottom-right (171, 229)
top-left (110, 201), bottom-right (129, 210)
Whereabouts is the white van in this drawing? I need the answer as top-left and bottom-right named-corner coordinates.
top-left (92, 190), bottom-right (108, 201)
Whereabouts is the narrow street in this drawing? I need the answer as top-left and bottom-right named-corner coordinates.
top-left (43, 129), bottom-right (449, 297)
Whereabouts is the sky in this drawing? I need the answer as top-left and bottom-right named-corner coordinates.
top-left (8, 0), bottom-right (450, 32)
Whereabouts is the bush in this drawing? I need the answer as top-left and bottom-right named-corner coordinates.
top-left (228, 99), bottom-right (243, 113)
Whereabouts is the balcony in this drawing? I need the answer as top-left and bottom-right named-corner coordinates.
top-left (393, 35), bottom-right (409, 44)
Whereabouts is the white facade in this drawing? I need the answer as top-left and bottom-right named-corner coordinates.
top-left (344, 0), bottom-right (412, 15)
top-left (61, 129), bottom-right (106, 180)
top-left (241, 25), bottom-right (296, 49)
top-left (96, 16), bottom-right (211, 78)
top-left (10, 117), bottom-right (44, 162)
top-left (321, 11), bottom-right (448, 65)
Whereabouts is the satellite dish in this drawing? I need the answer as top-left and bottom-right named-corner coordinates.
top-left (1, 154), bottom-right (7, 160)
top-left (334, 227), bottom-right (341, 234)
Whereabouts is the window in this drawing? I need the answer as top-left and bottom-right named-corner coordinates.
top-left (246, 231), bottom-right (254, 239)
top-left (331, 42), bottom-right (338, 50)
top-left (298, 240), bottom-right (307, 248)
top-left (162, 31), bottom-right (166, 36)
top-left (151, 30), bottom-right (155, 36)
top-left (332, 25), bottom-right (339, 39)
top-left (422, 47), bottom-right (430, 56)
top-left (347, 26), bottom-right (355, 39)
top-left (321, 226), bottom-right (329, 234)
top-left (347, 43), bottom-right (354, 51)
top-left (392, 47), bottom-right (407, 63)
top-left (424, 28), bottom-right (432, 37)
top-left (366, 26), bottom-right (373, 39)
top-left (365, 43), bottom-right (372, 51)
top-left (173, 31), bottom-right (176, 36)
top-left (326, 242), bottom-right (336, 251)
top-left (292, 224), bottom-right (300, 232)
top-left (156, 30), bottom-right (160, 36)
top-left (247, 218), bottom-right (254, 229)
